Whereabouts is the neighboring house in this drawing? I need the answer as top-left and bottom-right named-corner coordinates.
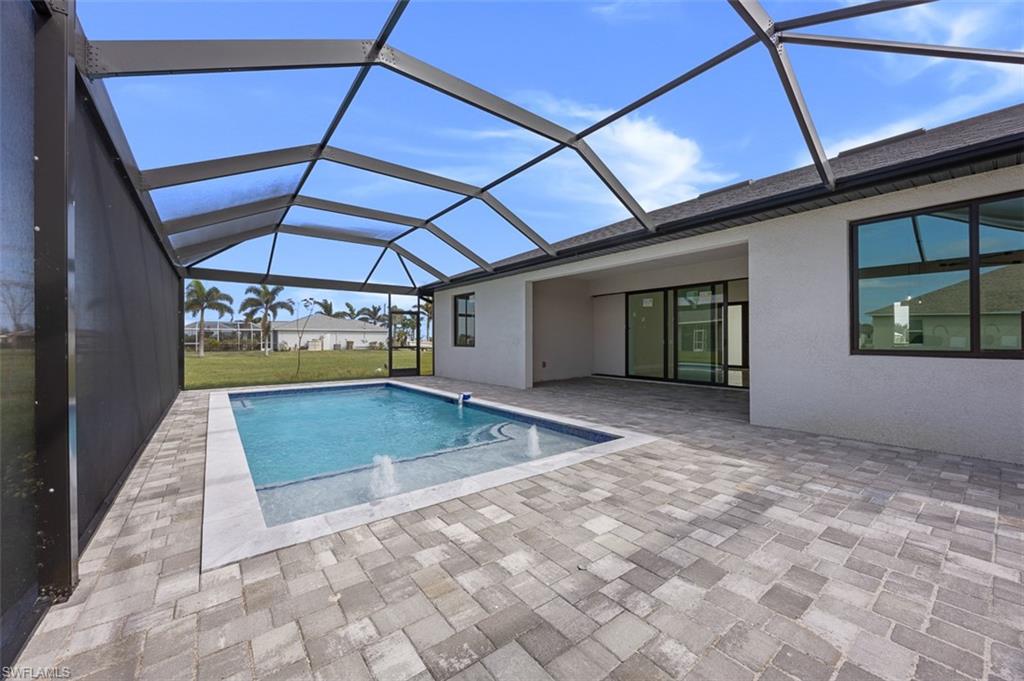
top-left (866, 266), bottom-right (1023, 351)
top-left (271, 313), bottom-right (388, 351)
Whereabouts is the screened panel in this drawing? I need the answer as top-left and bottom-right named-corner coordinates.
top-left (303, 161), bottom-right (461, 218)
top-left (269, 233), bottom-right (388, 283)
top-left (284, 206), bottom-right (407, 240)
top-left (197, 234), bottom-right (276, 271)
top-left (489, 147), bottom-right (630, 244)
top-left (107, 68), bottom-right (356, 169)
top-left (395, 229), bottom-right (477, 277)
top-left (388, 1), bottom-right (751, 128)
top-left (369, 250), bottom-right (417, 287)
top-left (434, 198), bottom-right (538, 263)
top-left (769, 1), bottom-right (1024, 49)
top-left (329, 68), bottom-right (547, 185)
top-left (150, 164), bottom-right (305, 221)
top-left (169, 211), bottom-right (285, 251)
top-left (78, 1), bottom-right (392, 40)
top-left (790, 40), bottom-right (1024, 158)
top-left (586, 46), bottom-right (806, 213)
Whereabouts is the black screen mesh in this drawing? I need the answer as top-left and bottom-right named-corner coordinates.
top-left (72, 86), bottom-right (181, 541)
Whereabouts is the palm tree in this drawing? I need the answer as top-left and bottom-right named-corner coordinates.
top-left (421, 299), bottom-right (433, 339)
top-left (313, 298), bottom-right (338, 317)
top-left (340, 302), bottom-right (358, 320)
top-left (357, 304), bottom-right (386, 326)
top-left (239, 284), bottom-right (294, 355)
top-left (183, 280), bottom-right (233, 358)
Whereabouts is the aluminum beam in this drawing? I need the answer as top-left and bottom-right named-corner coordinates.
top-left (729, 0), bottom-right (835, 189)
top-left (163, 195), bottom-right (293, 235)
top-left (84, 39), bottom-right (370, 77)
top-left (774, 0), bottom-right (935, 31)
top-left (185, 267), bottom-right (417, 295)
top-left (291, 196), bottom-right (492, 271)
top-left (778, 32), bottom-right (1024, 65)
top-left (76, 65), bottom-right (181, 273)
top-left (294, 195), bottom-right (421, 227)
top-left (140, 145), bottom-right (318, 190)
top-left (575, 141), bottom-right (654, 231)
top-left (267, 1), bottom-right (410, 279)
top-left (390, 244), bottom-right (449, 283)
top-left (177, 225), bottom-right (276, 264)
top-left (420, 224), bottom-right (493, 272)
top-left (279, 223), bottom-right (387, 248)
top-left (279, 224), bottom-right (450, 283)
top-left (378, 46), bottom-right (575, 145)
top-left (321, 146), bottom-right (479, 196)
top-left (479, 193), bottom-right (557, 255)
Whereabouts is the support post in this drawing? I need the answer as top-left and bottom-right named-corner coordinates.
top-left (33, 0), bottom-right (79, 596)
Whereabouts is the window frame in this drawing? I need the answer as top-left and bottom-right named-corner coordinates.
top-left (453, 292), bottom-right (476, 347)
top-left (849, 189), bottom-right (1024, 360)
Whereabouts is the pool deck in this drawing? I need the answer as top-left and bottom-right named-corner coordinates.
top-left (16, 376), bottom-right (1023, 681)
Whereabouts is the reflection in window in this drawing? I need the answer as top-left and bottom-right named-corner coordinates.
top-left (979, 196), bottom-right (1024, 351)
top-left (856, 207), bottom-right (970, 351)
top-left (854, 194), bottom-right (1023, 355)
top-left (454, 293), bottom-right (475, 347)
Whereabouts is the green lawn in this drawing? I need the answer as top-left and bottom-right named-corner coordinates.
top-left (184, 349), bottom-right (432, 390)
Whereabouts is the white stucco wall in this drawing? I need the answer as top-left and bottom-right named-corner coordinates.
top-left (532, 279), bottom-right (593, 383)
top-left (593, 294), bottom-right (625, 375)
top-left (434, 277), bottom-right (531, 389)
top-left (748, 166), bottom-right (1023, 464)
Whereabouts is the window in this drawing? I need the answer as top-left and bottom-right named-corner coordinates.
top-left (454, 293), bottom-right (475, 347)
top-left (851, 192), bottom-right (1023, 358)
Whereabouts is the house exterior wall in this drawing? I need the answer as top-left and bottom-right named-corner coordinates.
top-left (434, 277), bottom-right (531, 388)
top-left (749, 165), bottom-right (1023, 465)
top-left (433, 165), bottom-right (1022, 463)
top-left (593, 294), bottom-right (625, 375)
top-left (532, 279), bottom-right (593, 383)
top-left (273, 329), bottom-right (386, 351)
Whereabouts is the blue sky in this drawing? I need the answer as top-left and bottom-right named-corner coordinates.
top-left (76, 0), bottom-right (1024, 320)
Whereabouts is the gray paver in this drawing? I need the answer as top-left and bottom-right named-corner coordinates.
top-left (16, 378), bottom-right (1023, 681)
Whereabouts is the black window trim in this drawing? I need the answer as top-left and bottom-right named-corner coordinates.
top-left (848, 189), bottom-right (1024, 360)
top-left (453, 292), bottom-right (475, 347)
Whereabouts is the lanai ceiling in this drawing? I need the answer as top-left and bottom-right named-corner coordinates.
top-left (72, 0), bottom-right (1024, 293)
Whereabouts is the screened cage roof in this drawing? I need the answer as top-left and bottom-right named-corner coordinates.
top-left (71, 0), bottom-right (1024, 293)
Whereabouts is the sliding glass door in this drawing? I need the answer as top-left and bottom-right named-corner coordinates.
top-left (624, 279), bottom-right (747, 387)
top-left (627, 291), bottom-right (665, 378)
top-left (674, 284), bottom-right (726, 384)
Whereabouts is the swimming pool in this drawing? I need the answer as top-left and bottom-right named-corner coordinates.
top-left (202, 380), bottom-right (657, 569)
top-left (231, 384), bottom-right (612, 525)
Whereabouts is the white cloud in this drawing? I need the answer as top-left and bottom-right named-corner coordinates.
top-left (522, 93), bottom-right (733, 210)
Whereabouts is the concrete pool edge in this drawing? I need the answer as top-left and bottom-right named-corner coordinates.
top-left (201, 379), bottom-right (660, 571)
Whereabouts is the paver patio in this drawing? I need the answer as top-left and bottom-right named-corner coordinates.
top-left (15, 377), bottom-right (1023, 681)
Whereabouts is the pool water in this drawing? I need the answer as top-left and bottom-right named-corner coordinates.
top-left (229, 385), bottom-right (613, 525)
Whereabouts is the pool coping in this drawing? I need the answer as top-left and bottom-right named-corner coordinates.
top-left (201, 379), bottom-right (659, 571)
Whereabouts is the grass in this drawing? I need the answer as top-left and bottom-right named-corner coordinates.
top-left (184, 349), bottom-right (433, 390)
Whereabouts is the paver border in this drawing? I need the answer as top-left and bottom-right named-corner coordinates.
top-left (202, 379), bottom-right (659, 570)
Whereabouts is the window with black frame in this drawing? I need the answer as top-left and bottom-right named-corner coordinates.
top-left (454, 293), bottom-right (475, 347)
top-left (851, 193), bottom-right (1023, 357)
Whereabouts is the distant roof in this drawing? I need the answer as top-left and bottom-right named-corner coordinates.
top-left (869, 266), bottom-right (1023, 317)
top-left (184, 320), bottom-right (259, 330)
top-left (426, 103), bottom-right (1024, 291)
top-left (272, 313), bottom-right (387, 332)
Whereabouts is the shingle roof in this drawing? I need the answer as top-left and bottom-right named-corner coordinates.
top-left (425, 103), bottom-right (1024, 291)
top-left (271, 313), bottom-right (386, 332)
